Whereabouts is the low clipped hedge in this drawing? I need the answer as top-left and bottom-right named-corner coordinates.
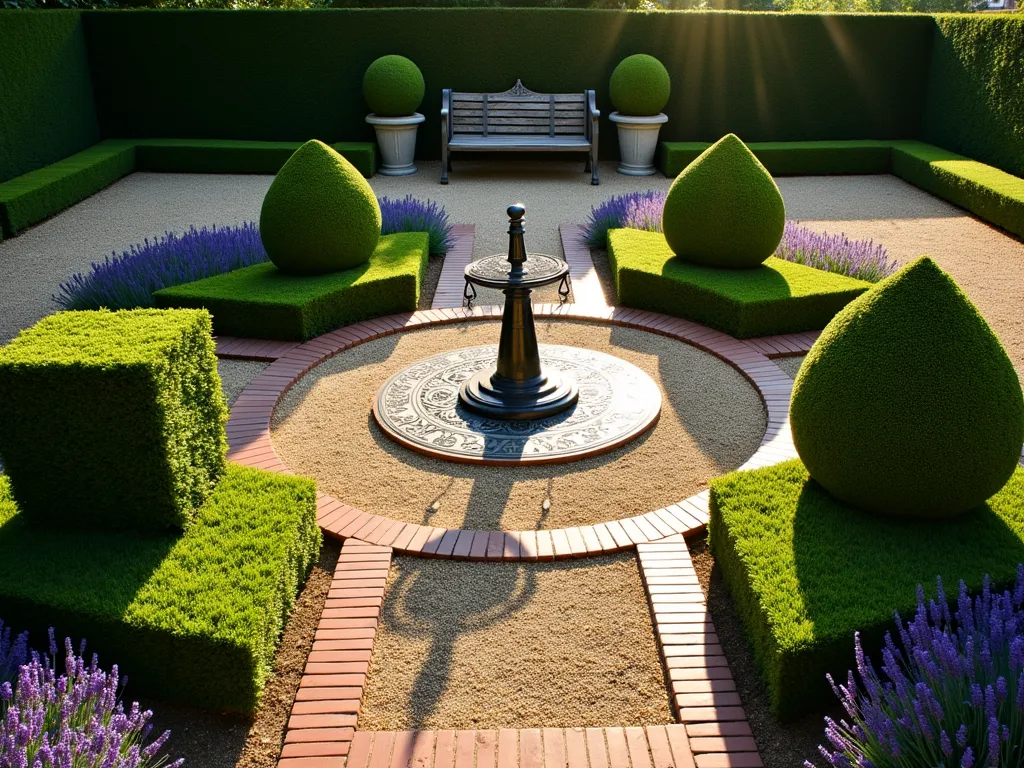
top-left (134, 139), bottom-right (377, 177)
top-left (607, 228), bottom-right (868, 339)
top-left (709, 458), bottom-right (1024, 721)
top-left (0, 464), bottom-right (320, 714)
top-left (154, 232), bottom-right (429, 340)
top-left (659, 140), bottom-right (893, 178)
top-left (0, 309), bottom-right (227, 532)
top-left (891, 141), bottom-right (1024, 239)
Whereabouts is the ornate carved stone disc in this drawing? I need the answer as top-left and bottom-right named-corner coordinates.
top-left (372, 344), bottom-right (662, 465)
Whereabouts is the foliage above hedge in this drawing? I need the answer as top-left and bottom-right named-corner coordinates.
top-left (709, 458), bottom-right (1024, 720)
top-left (0, 464), bottom-right (320, 713)
top-left (0, 309), bottom-right (227, 532)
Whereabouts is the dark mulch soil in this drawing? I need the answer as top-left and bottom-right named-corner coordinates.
top-left (418, 254), bottom-right (445, 310)
top-left (686, 531), bottom-right (840, 768)
top-left (141, 540), bottom-right (341, 768)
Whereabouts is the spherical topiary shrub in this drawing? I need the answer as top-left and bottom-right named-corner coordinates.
top-left (662, 133), bottom-right (785, 269)
top-left (259, 140), bottom-right (381, 275)
top-left (363, 55), bottom-right (425, 117)
top-left (609, 54), bottom-right (671, 117)
top-left (790, 256), bottom-right (1024, 518)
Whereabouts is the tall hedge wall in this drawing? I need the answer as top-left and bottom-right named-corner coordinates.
top-left (0, 12), bottom-right (100, 184)
top-left (82, 9), bottom-right (934, 160)
top-left (922, 15), bottom-right (1024, 179)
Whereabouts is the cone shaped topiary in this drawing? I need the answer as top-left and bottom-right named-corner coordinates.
top-left (363, 55), bottom-right (425, 117)
top-left (790, 256), bottom-right (1024, 518)
top-left (609, 54), bottom-right (671, 117)
top-left (259, 140), bottom-right (381, 275)
top-left (662, 134), bottom-right (785, 269)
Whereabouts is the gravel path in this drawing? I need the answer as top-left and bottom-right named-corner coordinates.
top-left (271, 320), bottom-right (766, 531)
top-left (358, 552), bottom-right (673, 730)
top-left (774, 356), bottom-right (806, 379)
top-left (217, 360), bottom-right (269, 406)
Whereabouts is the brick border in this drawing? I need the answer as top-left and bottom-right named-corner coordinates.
top-left (227, 305), bottom-right (798, 559)
top-left (431, 225), bottom-right (477, 310)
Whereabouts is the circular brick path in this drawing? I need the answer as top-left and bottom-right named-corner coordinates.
top-left (226, 304), bottom-right (799, 559)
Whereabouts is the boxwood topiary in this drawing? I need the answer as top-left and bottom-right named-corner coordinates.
top-left (662, 133), bottom-right (786, 269)
top-left (259, 139), bottom-right (381, 275)
top-left (790, 256), bottom-right (1024, 518)
top-left (363, 54), bottom-right (425, 117)
top-left (609, 54), bottom-right (671, 117)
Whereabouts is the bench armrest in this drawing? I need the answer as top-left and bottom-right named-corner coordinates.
top-left (441, 89), bottom-right (452, 141)
top-left (588, 90), bottom-right (600, 120)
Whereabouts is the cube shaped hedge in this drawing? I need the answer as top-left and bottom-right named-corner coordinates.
top-left (0, 464), bottom-right (320, 713)
top-left (709, 458), bottom-right (1024, 720)
top-left (607, 229), bottom-right (869, 338)
top-left (0, 309), bottom-right (227, 532)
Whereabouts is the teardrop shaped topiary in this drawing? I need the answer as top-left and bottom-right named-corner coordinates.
top-left (363, 55), bottom-right (425, 117)
top-left (790, 256), bottom-right (1024, 518)
top-left (259, 140), bottom-right (381, 275)
top-left (609, 54), bottom-right (671, 117)
top-left (662, 134), bottom-right (785, 269)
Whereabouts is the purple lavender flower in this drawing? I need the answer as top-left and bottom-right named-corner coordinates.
top-left (378, 194), bottom-right (455, 256)
top-left (582, 190), bottom-right (666, 248)
top-left (0, 621), bottom-right (28, 686)
top-left (808, 569), bottom-right (1024, 768)
top-left (776, 221), bottom-right (896, 283)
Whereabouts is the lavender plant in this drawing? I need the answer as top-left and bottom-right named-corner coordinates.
top-left (0, 621), bottom-right (28, 686)
top-left (808, 568), bottom-right (1024, 768)
top-left (378, 195), bottom-right (455, 256)
top-left (54, 223), bottom-right (268, 311)
top-left (0, 630), bottom-right (182, 768)
top-left (583, 190), bottom-right (666, 247)
top-left (777, 220), bottom-right (896, 283)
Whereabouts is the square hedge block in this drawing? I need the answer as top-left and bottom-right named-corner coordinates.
top-left (607, 229), bottom-right (869, 339)
top-left (154, 231), bottom-right (429, 341)
top-left (658, 140), bottom-right (893, 178)
top-left (0, 464), bottom-right (320, 714)
top-left (0, 308), bottom-right (227, 532)
top-left (709, 459), bottom-right (1024, 720)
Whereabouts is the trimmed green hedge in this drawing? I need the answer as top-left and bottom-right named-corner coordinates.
top-left (923, 16), bottom-right (1024, 180)
top-left (709, 459), bottom-right (1024, 720)
top-left (891, 141), bottom-right (1024, 239)
top-left (659, 140), bottom-right (894, 178)
top-left (0, 464), bottom-right (320, 714)
top-left (0, 140), bottom-right (135, 237)
top-left (0, 309), bottom-right (227, 532)
top-left (0, 12), bottom-right (99, 184)
top-left (134, 139), bottom-right (377, 177)
top-left (154, 232), bottom-right (428, 340)
top-left (607, 228), bottom-right (868, 339)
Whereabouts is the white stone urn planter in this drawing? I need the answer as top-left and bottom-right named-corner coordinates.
top-left (609, 112), bottom-right (669, 176)
top-left (365, 113), bottom-right (425, 176)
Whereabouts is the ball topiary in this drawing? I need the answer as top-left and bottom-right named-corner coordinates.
top-left (259, 140), bottom-right (381, 275)
top-left (363, 55), bottom-right (425, 117)
top-left (609, 54), bottom-right (671, 117)
top-left (661, 133), bottom-right (785, 269)
top-left (790, 256), bottom-right (1024, 518)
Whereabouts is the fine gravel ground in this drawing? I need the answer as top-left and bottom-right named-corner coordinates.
top-left (139, 540), bottom-right (341, 768)
top-left (218, 359), bottom-right (270, 406)
top-left (271, 319), bottom-right (766, 531)
top-left (358, 552), bottom-right (673, 730)
top-left (687, 531), bottom-right (838, 768)
top-left (773, 355), bottom-right (806, 380)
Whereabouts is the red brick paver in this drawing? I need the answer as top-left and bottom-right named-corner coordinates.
top-left (432, 225), bottom-right (477, 310)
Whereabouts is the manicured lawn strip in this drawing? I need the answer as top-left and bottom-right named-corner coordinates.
top-left (607, 228), bottom-right (868, 339)
top-left (134, 138), bottom-right (376, 177)
top-left (0, 309), bottom-right (226, 532)
top-left (0, 140), bottom-right (135, 237)
top-left (0, 464), bottom-right (320, 714)
top-left (709, 459), bottom-right (1024, 720)
top-left (154, 232), bottom-right (429, 340)
top-left (658, 140), bottom-right (894, 178)
top-left (892, 141), bottom-right (1024, 239)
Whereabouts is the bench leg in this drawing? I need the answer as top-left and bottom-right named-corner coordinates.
top-left (590, 145), bottom-right (599, 185)
top-left (441, 140), bottom-right (449, 184)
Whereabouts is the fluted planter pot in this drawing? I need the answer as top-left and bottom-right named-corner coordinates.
top-left (609, 112), bottom-right (669, 176)
top-left (365, 113), bottom-right (425, 176)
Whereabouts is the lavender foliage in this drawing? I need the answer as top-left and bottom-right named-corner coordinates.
top-left (0, 629), bottom-right (182, 768)
top-left (0, 621), bottom-right (28, 686)
top-left (54, 223), bottom-right (268, 311)
top-left (582, 191), bottom-right (895, 283)
top-left (378, 195), bottom-right (455, 257)
top-left (777, 220), bottom-right (897, 283)
top-left (808, 568), bottom-right (1024, 768)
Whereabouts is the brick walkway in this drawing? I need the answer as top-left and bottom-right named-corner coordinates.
top-left (431, 225), bottom-right (476, 310)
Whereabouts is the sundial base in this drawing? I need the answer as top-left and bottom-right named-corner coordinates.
top-left (372, 344), bottom-right (662, 466)
top-left (459, 367), bottom-right (579, 421)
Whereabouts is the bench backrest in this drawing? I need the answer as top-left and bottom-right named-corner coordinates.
top-left (450, 80), bottom-right (588, 139)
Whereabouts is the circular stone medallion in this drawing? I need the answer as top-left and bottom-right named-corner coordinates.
top-left (372, 344), bottom-right (662, 465)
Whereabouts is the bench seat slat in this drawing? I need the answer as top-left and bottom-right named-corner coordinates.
top-left (448, 135), bottom-right (591, 150)
top-left (453, 116), bottom-right (585, 127)
top-left (452, 92), bottom-right (585, 103)
top-left (453, 125), bottom-right (586, 135)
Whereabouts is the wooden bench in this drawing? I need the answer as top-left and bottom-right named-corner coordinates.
top-left (441, 80), bottom-right (599, 185)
